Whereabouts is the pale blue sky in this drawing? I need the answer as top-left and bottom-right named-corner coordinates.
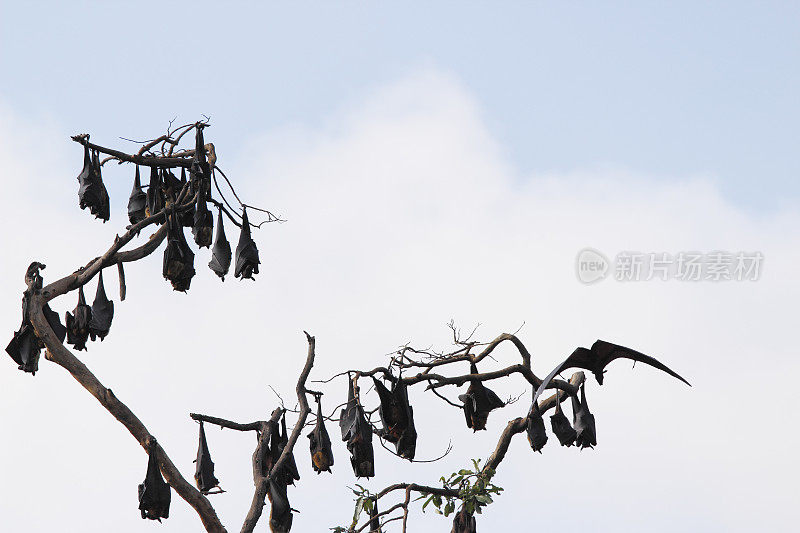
top-left (1, 1), bottom-right (798, 210)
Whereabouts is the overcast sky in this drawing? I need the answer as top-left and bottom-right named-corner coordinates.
top-left (1, 2), bottom-right (797, 532)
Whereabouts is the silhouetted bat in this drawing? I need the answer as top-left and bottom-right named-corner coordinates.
top-left (138, 440), bottom-right (171, 521)
top-left (339, 378), bottom-right (375, 478)
top-left (88, 270), bottom-right (113, 341)
top-left (208, 207), bottom-right (231, 280)
top-left (450, 506), bottom-right (477, 533)
top-left (549, 397), bottom-right (577, 447)
top-left (191, 127), bottom-right (211, 186)
top-left (192, 189), bottom-right (214, 248)
top-left (307, 399), bottom-right (334, 474)
top-left (372, 375), bottom-right (417, 459)
top-left (178, 167), bottom-right (196, 227)
top-left (533, 340), bottom-right (690, 404)
top-left (146, 165), bottom-right (164, 219)
top-left (268, 478), bottom-right (293, 533)
top-left (458, 362), bottom-right (505, 432)
top-left (162, 215), bottom-right (196, 292)
top-left (65, 286), bottom-right (92, 351)
top-left (572, 383), bottom-right (596, 449)
top-left (194, 421), bottom-right (220, 494)
top-left (263, 415), bottom-right (300, 486)
top-left (234, 208), bottom-right (260, 280)
top-left (128, 165), bottom-right (147, 224)
top-left (526, 403), bottom-right (548, 453)
top-left (77, 145), bottom-right (110, 222)
top-left (6, 290), bottom-right (65, 374)
top-left (161, 168), bottom-right (182, 202)
top-left (368, 496), bottom-right (381, 532)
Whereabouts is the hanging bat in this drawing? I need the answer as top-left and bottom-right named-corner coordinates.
top-left (77, 145), bottom-right (110, 222)
top-left (192, 188), bottom-right (214, 248)
top-left (549, 396), bottom-right (577, 447)
top-left (161, 168), bottom-right (182, 202)
top-left (128, 165), bottom-right (147, 224)
top-left (138, 440), bottom-right (171, 521)
top-left (162, 214), bottom-right (196, 292)
top-left (208, 207), bottom-right (231, 280)
top-left (372, 375), bottom-right (417, 459)
top-left (194, 421), bottom-right (220, 494)
top-left (572, 383), bottom-right (596, 449)
top-left (267, 478), bottom-right (293, 533)
top-left (88, 270), bottom-right (113, 341)
top-left (190, 127), bottom-right (211, 187)
top-left (450, 506), bottom-right (477, 533)
top-left (6, 301), bottom-right (63, 374)
top-left (146, 165), bottom-right (164, 219)
top-left (178, 167), bottom-right (197, 227)
top-left (526, 403), bottom-right (548, 453)
top-left (234, 207), bottom-right (260, 280)
top-left (65, 285), bottom-right (92, 351)
top-left (533, 340), bottom-right (690, 404)
top-left (276, 414), bottom-right (301, 485)
top-left (339, 378), bottom-right (375, 478)
top-left (307, 398), bottom-right (334, 474)
top-left (458, 362), bottom-right (505, 432)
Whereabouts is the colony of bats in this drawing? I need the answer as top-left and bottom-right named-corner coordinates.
top-left (4, 122), bottom-right (690, 532)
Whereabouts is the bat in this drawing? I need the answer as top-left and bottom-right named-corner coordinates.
top-left (190, 127), bottom-right (211, 192)
top-left (146, 165), bottom-right (164, 219)
top-left (88, 270), bottom-right (113, 341)
top-left (307, 398), bottom-right (334, 474)
top-left (65, 285), bottom-right (92, 351)
top-left (263, 415), bottom-right (300, 486)
top-left (526, 403), bottom-right (548, 453)
top-left (533, 340), bottom-right (690, 404)
top-left (194, 421), bottom-right (220, 495)
top-left (234, 208), bottom-right (260, 280)
top-left (128, 165), bottom-right (147, 224)
top-left (450, 506), bottom-right (477, 533)
top-left (178, 167), bottom-right (197, 227)
top-left (138, 440), bottom-right (171, 521)
top-left (549, 396), bottom-right (577, 447)
top-left (162, 214), bottom-right (196, 292)
top-left (192, 189), bottom-right (214, 248)
top-left (268, 478), bottom-right (293, 533)
top-left (572, 383), bottom-right (596, 449)
top-left (372, 375), bottom-right (417, 459)
top-left (6, 292), bottom-right (64, 374)
top-left (77, 145), bottom-right (110, 222)
top-left (458, 362), bottom-right (505, 432)
top-left (161, 168), bottom-right (182, 202)
top-left (208, 207), bottom-right (231, 280)
top-left (339, 378), bottom-right (375, 478)
top-left (368, 496), bottom-right (381, 532)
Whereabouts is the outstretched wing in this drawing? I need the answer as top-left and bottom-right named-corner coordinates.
top-left (532, 347), bottom-right (594, 403)
top-left (590, 340), bottom-right (690, 386)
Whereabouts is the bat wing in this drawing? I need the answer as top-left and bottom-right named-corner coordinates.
top-left (533, 347), bottom-right (596, 403)
top-left (590, 340), bottom-right (691, 386)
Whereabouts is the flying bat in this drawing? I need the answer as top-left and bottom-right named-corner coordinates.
top-left (450, 506), bottom-right (477, 533)
top-left (458, 362), bottom-right (505, 432)
top-left (307, 398), bottom-right (334, 474)
top-left (128, 165), bottom-right (147, 224)
top-left (162, 215), bottom-right (196, 292)
top-left (138, 441), bottom-right (171, 521)
top-left (339, 378), bottom-right (375, 478)
top-left (234, 207), bottom-right (260, 280)
top-left (88, 270), bottom-right (113, 341)
top-left (572, 383), bottom-right (596, 449)
top-left (65, 286), bottom-right (92, 351)
top-left (194, 421), bottom-right (220, 495)
top-left (208, 207), bottom-right (231, 280)
top-left (372, 375), bottom-right (417, 459)
top-left (533, 340), bottom-right (690, 404)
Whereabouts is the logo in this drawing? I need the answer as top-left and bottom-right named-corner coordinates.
top-left (576, 248), bottom-right (609, 284)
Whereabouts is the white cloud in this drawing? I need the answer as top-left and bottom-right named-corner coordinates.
top-left (1, 69), bottom-right (797, 532)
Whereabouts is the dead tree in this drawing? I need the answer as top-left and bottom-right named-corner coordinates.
top-left (5, 121), bottom-right (690, 532)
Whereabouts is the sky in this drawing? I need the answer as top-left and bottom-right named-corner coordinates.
top-left (1, 2), bottom-right (798, 532)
